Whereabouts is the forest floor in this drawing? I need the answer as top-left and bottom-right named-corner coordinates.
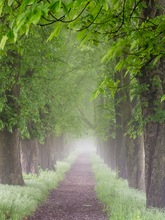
top-left (25, 152), bottom-right (107, 220)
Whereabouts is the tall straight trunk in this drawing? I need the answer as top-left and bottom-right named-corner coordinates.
top-left (0, 129), bottom-right (24, 185)
top-left (115, 71), bottom-right (145, 190)
top-left (126, 135), bottom-right (145, 191)
top-left (96, 139), bottom-right (104, 158)
top-left (56, 134), bottom-right (65, 161)
top-left (137, 0), bottom-right (165, 208)
top-left (115, 126), bottom-right (127, 178)
top-left (101, 142), bottom-right (107, 163)
top-left (20, 139), bottom-right (39, 174)
top-left (95, 96), bottom-right (107, 162)
top-left (104, 137), bottom-right (116, 170)
top-left (0, 51), bottom-right (24, 185)
top-left (123, 81), bottom-right (145, 190)
top-left (114, 72), bottom-right (127, 179)
top-left (138, 59), bottom-right (165, 208)
top-left (144, 122), bottom-right (165, 208)
top-left (39, 134), bottom-right (56, 170)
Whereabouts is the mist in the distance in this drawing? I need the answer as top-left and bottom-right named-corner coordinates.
top-left (75, 137), bottom-right (96, 153)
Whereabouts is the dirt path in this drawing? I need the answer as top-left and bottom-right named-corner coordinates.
top-left (26, 153), bottom-right (107, 220)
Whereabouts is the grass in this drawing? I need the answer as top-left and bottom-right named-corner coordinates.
top-left (0, 152), bottom-right (77, 220)
top-left (92, 155), bottom-right (165, 220)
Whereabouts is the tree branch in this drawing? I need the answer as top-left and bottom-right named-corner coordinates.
top-left (78, 107), bottom-right (95, 130)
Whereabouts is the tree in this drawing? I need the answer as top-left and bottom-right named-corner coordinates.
top-left (0, 20), bottom-right (101, 183)
top-left (0, 49), bottom-right (25, 185)
top-left (1, 0), bottom-right (165, 208)
top-left (116, 71), bottom-right (145, 190)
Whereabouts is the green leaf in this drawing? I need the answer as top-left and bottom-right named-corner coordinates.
top-left (0, 102), bottom-right (3, 112)
top-left (161, 94), bottom-right (165, 102)
top-left (20, 0), bottom-right (34, 11)
top-left (15, 10), bottom-right (30, 35)
top-left (115, 60), bottom-right (124, 71)
top-left (102, 0), bottom-right (109, 11)
top-left (130, 40), bottom-right (138, 51)
top-left (7, 30), bottom-right (15, 39)
top-left (47, 24), bottom-right (61, 41)
top-left (91, 89), bottom-right (102, 100)
top-left (0, 0), bottom-right (4, 15)
top-left (30, 9), bottom-right (42, 25)
top-left (8, 0), bottom-right (14, 6)
top-left (0, 120), bottom-right (4, 130)
top-left (111, 0), bottom-right (119, 10)
top-left (0, 35), bottom-right (8, 50)
top-left (153, 55), bottom-right (162, 66)
top-left (101, 45), bottom-right (116, 63)
top-left (49, 1), bottom-right (61, 13)
top-left (62, 2), bottom-right (68, 16)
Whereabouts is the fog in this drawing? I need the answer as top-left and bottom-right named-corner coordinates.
top-left (75, 137), bottom-right (96, 153)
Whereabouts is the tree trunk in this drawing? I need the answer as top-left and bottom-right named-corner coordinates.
top-left (99, 137), bottom-right (116, 170)
top-left (122, 79), bottom-right (145, 190)
top-left (114, 72), bottom-right (127, 179)
top-left (20, 139), bottom-right (39, 174)
top-left (45, 134), bottom-right (56, 170)
top-left (107, 137), bottom-right (116, 170)
top-left (126, 135), bottom-right (145, 191)
top-left (0, 129), bottom-right (24, 185)
top-left (56, 135), bottom-right (64, 161)
top-left (138, 59), bottom-right (165, 207)
top-left (96, 139), bottom-right (106, 162)
top-left (38, 134), bottom-right (56, 170)
top-left (144, 123), bottom-right (165, 208)
top-left (115, 71), bottom-right (145, 190)
top-left (115, 127), bottom-right (127, 179)
top-left (137, 0), bottom-right (165, 208)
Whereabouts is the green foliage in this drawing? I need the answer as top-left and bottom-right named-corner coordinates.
top-left (127, 104), bottom-right (143, 139)
top-left (92, 77), bottom-right (120, 99)
top-left (0, 25), bottom-right (100, 140)
top-left (161, 94), bottom-right (165, 102)
top-left (0, 0), bottom-right (164, 72)
top-left (92, 155), bottom-right (165, 220)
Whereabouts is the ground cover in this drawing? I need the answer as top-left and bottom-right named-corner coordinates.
top-left (0, 153), bottom-right (76, 220)
top-left (92, 155), bottom-right (165, 220)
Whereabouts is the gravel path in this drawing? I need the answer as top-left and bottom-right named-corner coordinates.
top-left (26, 153), bottom-right (107, 220)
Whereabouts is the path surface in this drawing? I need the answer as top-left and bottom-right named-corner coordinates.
top-left (26, 153), bottom-right (107, 220)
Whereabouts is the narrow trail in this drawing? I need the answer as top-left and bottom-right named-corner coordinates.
top-left (26, 153), bottom-right (107, 220)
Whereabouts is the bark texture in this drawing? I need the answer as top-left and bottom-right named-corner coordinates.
top-left (114, 72), bottom-right (128, 179)
top-left (138, 61), bottom-right (165, 207)
top-left (126, 136), bottom-right (145, 191)
top-left (0, 129), bottom-right (24, 185)
top-left (137, 0), bottom-right (165, 208)
top-left (105, 138), bottom-right (116, 170)
top-left (55, 135), bottom-right (65, 161)
top-left (38, 135), bottom-right (56, 170)
top-left (21, 139), bottom-right (39, 174)
top-left (115, 71), bottom-right (145, 190)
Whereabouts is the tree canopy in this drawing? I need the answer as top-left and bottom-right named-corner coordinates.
top-left (1, 0), bottom-right (165, 209)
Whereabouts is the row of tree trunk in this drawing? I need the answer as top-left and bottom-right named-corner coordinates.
top-left (97, 54), bottom-right (165, 209)
top-left (0, 130), bottom-right (75, 186)
top-left (97, 0), bottom-right (165, 210)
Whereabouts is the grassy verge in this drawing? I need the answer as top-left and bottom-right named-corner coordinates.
top-left (92, 155), bottom-right (165, 220)
top-left (0, 152), bottom-right (77, 220)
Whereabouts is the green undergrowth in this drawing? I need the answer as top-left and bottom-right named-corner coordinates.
top-left (0, 152), bottom-right (77, 220)
top-left (92, 155), bottom-right (165, 220)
